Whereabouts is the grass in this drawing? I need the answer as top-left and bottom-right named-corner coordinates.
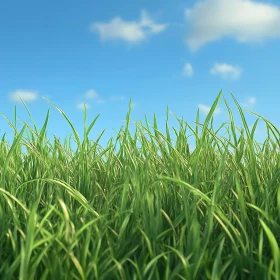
top-left (0, 90), bottom-right (280, 280)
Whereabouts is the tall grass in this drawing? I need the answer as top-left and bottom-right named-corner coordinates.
top-left (0, 90), bottom-right (280, 279)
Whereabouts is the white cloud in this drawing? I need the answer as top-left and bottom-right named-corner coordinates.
top-left (198, 104), bottom-right (221, 116)
top-left (182, 63), bottom-right (193, 77)
top-left (210, 63), bottom-right (242, 80)
top-left (84, 89), bottom-right (106, 104)
top-left (241, 96), bottom-right (256, 108)
top-left (77, 103), bottom-right (91, 110)
top-left (9, 90), bottom-right (38, 103)
top-left (185, 0), bottom-right (280, 51)
top-left (85, 89), bottom-right (98, 99)
top-left (90, 10), bottom-right (167, 43)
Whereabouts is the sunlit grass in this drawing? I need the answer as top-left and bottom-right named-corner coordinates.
top-left (0, 90), bottom-right (280, 279)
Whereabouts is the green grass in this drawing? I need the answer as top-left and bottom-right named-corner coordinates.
top-left (0, 90), bottom-right (280, 279)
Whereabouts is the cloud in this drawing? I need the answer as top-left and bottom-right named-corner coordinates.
top-left (182, 63), bottom-right (194, 77)
top-left (90, 10), bottom-right (167, 43)
top-left (84, 89), bottom-right (106, 103)
top-left (77, 103), bottom-right (91, 110)
top-left (185, 0), bottom-right (280, 51)
top-left (210, 63), bottom-right (242, 80)
top-left (85, 89), bottom-right (98, 99)
top-left (198, 104), bottom-right (221, 116)
top-left (9, 90), bottom-right (38, 103)
top-left (241, 96), bottom-right (256, 108)
top-left (80, 91), bottom-right (124, 109)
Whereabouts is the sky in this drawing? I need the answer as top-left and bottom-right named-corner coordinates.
top-left (1, 0), bottom-right (280, 159)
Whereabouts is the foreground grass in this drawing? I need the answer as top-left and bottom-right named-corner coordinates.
top-left (0, 90), bottom-right (279, 280)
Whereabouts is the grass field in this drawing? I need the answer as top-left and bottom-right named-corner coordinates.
top-left (0, 90), bottom-right (280, 279)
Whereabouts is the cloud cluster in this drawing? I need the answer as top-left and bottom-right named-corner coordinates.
top-left (9, 2), bottom-right (269, 116)
top-left (76, 89), bottom-right (125, 110)
top-left (210, 63), bottom-right (242, 80)
top-left (90, 10), bottom-right (167, 43)
top-left (185, 0), bottom-right (280, 51)
top-left (182, 62), bottom-right (242, 80)
top-left (90, 1), bottom-right (280, 50)
top-left (8, 88), bottom-right (126, 111)
top-left (9, 90), bottom-right (38, 103)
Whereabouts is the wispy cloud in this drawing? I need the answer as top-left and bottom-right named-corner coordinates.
top-left (210, 63), bottom-right (242, 80)
top-left (85, 89), bottom-right (98, 99)
top-left (90, 10), bottom-right (167, 43)
top-left (9, 90), bottom-right (38, 103)
top-left (84, 89), bottom-right (105, 103)
top-left (185, 0), bottom-right (280, 51)
top-left (241, 97), bottom-right (256, 109)
top-left (182, 63), bottom-right (193, 77)
top-left (78, 91), bottom-right (125, 110)
top-left (198, 104), bottom-right (221, 116)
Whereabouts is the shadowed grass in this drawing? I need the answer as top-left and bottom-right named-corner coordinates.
top-left (0, 90), bottom-right (280, 279)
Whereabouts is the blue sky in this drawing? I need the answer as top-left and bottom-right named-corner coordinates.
top-left (1, 0), bottom-right (280, 157)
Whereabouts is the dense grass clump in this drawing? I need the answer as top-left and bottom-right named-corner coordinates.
top-left (0, 90), bottom-right (280, 280)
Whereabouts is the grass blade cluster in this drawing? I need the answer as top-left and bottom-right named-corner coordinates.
top-left (0, 90), bottom-right (279, 279)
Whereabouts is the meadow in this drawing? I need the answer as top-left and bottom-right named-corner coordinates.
top-left (0, 90), bottom-right (279, 279)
